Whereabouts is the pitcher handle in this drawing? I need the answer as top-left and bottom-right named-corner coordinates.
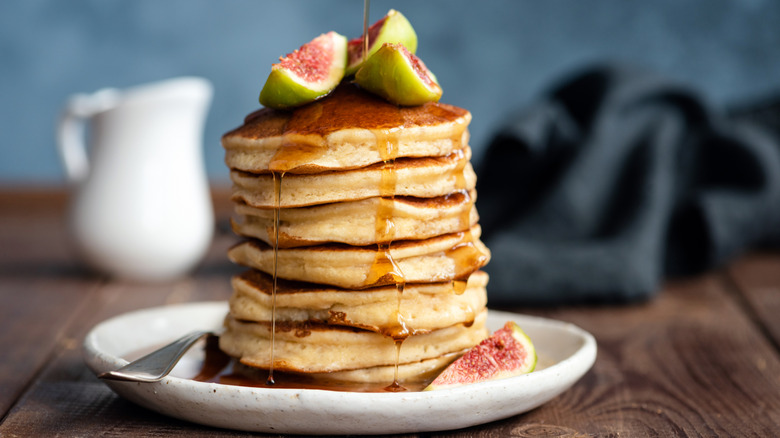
top-left (56, 88), bottom-right (120, 184)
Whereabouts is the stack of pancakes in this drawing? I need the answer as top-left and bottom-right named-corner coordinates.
top-left (219, 83), bottom-right (491, 385)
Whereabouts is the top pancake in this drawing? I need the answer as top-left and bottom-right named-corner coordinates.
top-left (222, 83), bottom-right (471, 174)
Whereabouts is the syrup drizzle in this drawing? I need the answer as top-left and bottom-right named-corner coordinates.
top-left (384, 338), bottom-right (406, 392)
top-left (362, 0), bottom-right (370, 60)
top-left (353, 16), bottom-right (414, 386)
top-left (370, 124), bottom-right (411, 392)
top-left (453, 279), bottom-right (467, 295)
top-left (266, 171), bottom-right (283, 386)
top-left (265, 109), bottom-right (323, 386)
top-left (447, 142), bottom-right (489, 296)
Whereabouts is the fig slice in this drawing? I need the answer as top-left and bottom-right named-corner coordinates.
top-left (354, 43), bottom-right (442, 106)
top-left (259, 31), bottom-right (347, 110)
top-left (345, 9), bottom-right (418, 76)
top-left (424, 321), bottom-right (537, 390)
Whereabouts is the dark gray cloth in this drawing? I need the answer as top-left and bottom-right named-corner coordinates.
top-left (478, 65), bottom-right (780, 304)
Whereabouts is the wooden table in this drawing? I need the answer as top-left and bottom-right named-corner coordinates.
top-left (2, 188), bottom-right (779, 437)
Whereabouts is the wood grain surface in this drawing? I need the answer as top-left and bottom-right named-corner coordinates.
top-left (1, 188), bottom-right (779, 437)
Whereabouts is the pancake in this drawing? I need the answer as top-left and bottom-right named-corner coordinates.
top-left (231, 190), bottom-right (478, 247)
top-left (229, 353), bottom-right (463, 384)
top-left (222, 83), bottom-right (471, 174)
top-left (219, 309), bottom-right (488, 374)
top-left (228, 225), bottom-right (490, 289)
top-left (230, 147), bottom-right (475, 208)
top-left (229, 270), bottom-right (488, 333)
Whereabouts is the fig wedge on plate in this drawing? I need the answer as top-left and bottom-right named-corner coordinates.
top-left (346, 9), bottom-right (418, 76)
top-left (425, 321), bottom-right (537, 390)
top-left (355, 43), bottom-right (442, 106)
top-left (259, 31), bottom-right (347, 109)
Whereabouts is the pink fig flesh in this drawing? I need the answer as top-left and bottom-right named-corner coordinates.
top-left (425, 321), bottom-right (537, 390)
top-left (259, 31), bottom-right (347, 109)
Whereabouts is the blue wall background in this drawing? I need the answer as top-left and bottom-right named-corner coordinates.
top-left (2, 0), bottom-right (779, 184)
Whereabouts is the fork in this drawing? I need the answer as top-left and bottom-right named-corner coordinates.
top-left (98, 330), bottom-right (216, 382)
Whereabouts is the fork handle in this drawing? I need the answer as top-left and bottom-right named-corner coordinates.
top-left (98, 331), bottom-right (212, 382)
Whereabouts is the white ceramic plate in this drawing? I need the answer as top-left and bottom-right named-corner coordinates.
top-left (83, 302), bottom-right (596, 435)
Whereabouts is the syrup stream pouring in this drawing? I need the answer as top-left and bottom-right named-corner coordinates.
top-left (98, 330), bottom-right (218, 382)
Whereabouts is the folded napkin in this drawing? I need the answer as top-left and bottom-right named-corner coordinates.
top-left (478, 64), bottom-right (780, 304)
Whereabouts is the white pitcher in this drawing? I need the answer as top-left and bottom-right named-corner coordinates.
top-left (57, 77), bottom-right (214, 281)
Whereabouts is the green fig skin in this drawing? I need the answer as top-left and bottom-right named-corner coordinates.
top-left (259, 69), bottom-right (323, 110)
top-left (259, 32), bottom-right (347, 110)
top-left (354, 43), bottom-right (442, 106)
top-left (345, 9), bottom-right (418, 77)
